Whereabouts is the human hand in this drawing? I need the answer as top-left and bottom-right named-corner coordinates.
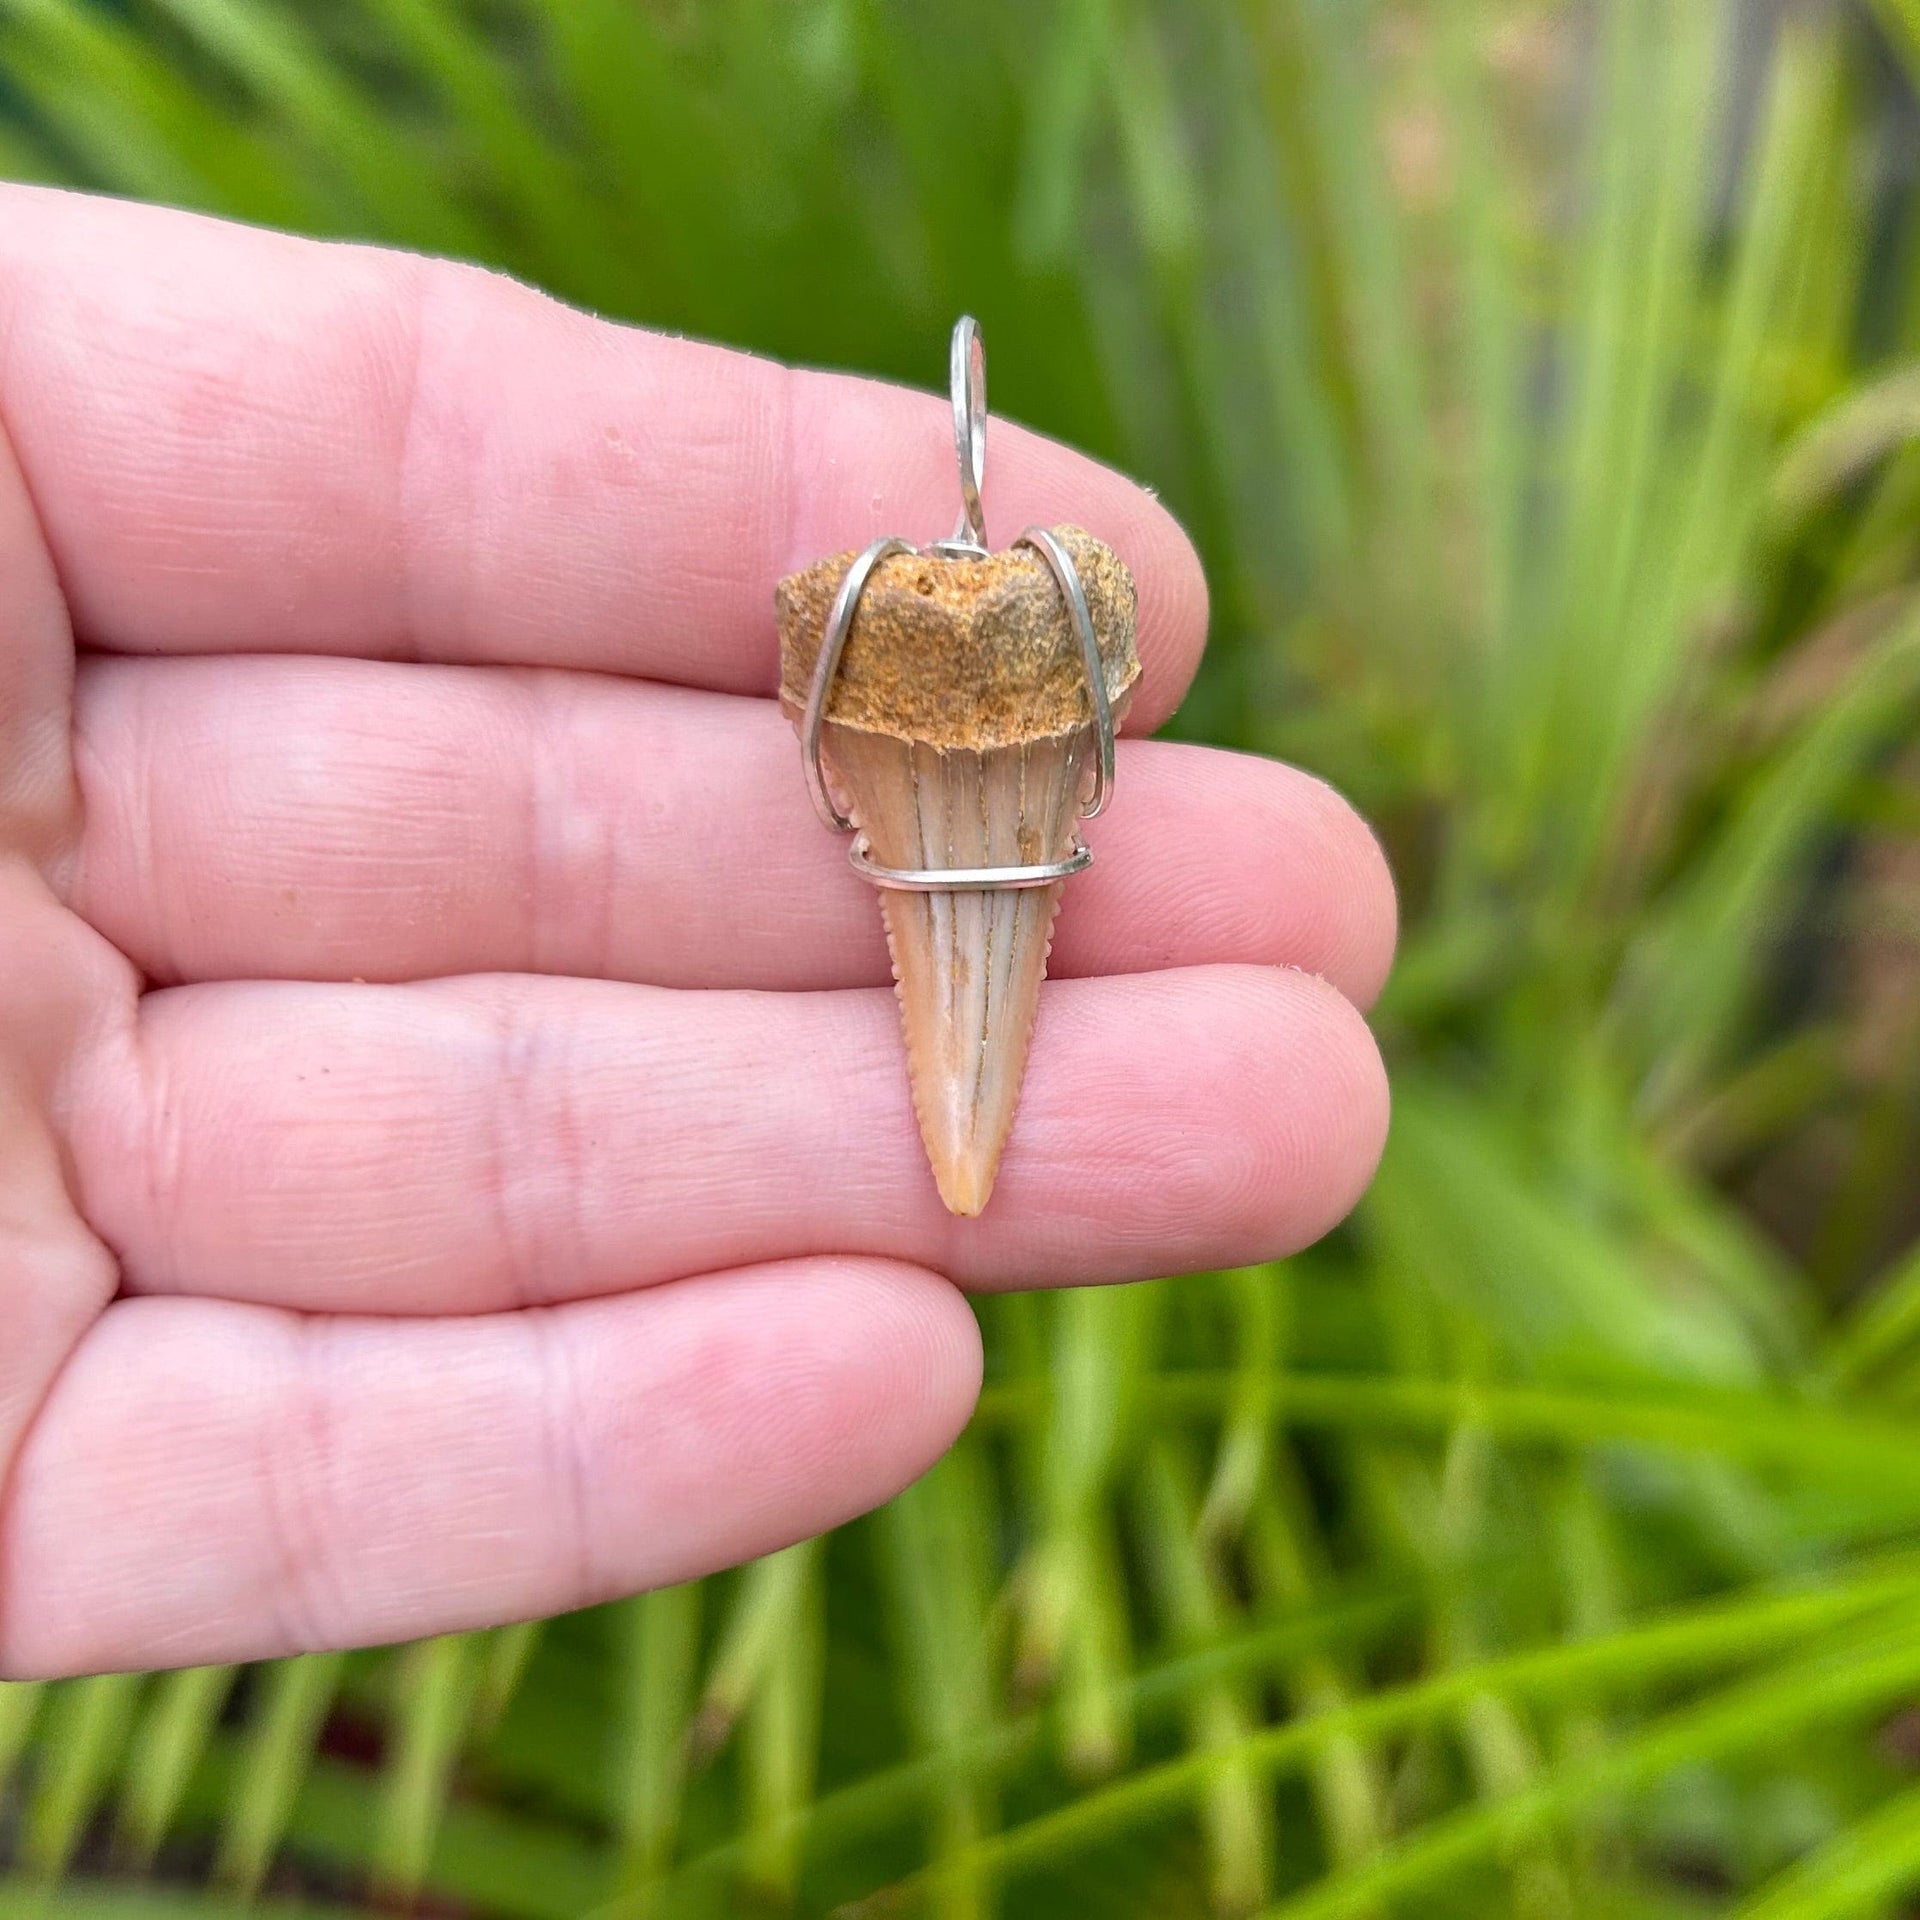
top-left (0, 188), bottom-right (1394, 1678)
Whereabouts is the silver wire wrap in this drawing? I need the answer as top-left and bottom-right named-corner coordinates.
top-left (801, 535), bottom-right (914, 835)
top-left (798, 318), bottom-right (1118, 894)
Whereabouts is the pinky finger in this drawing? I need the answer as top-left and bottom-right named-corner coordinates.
top-left (0, 1260), bottom-right (981, 1678)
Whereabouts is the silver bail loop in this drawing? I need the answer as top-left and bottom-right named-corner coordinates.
top-left (941, 315), bottom-right (989, 557)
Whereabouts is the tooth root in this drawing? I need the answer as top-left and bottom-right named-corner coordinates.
top-left (826, 726), bottom-right (1088, 1214)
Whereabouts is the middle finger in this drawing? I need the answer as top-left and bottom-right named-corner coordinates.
top-left (68, 654), bottom-right (1396, 1005)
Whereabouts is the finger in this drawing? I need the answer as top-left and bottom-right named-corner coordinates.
top-left (0, 393), bottom-right (124, 1507)
top-left (64, 966), bottom-right (1388, 1315)
top-left (0, 186), bottom-right (1208, 727)
top-left (0, 403), bottom-right (75, 852)
top-left (0, 1260), bottom-right (980, 1676)
top-left (69, 655), bottom-right (1396, 1008)
top-left (0, 912), bottom-right (125, 1525)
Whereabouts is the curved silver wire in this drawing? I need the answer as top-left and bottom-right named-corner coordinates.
top-left (851, 838), bottom-right (1092, 891)
top-left (801, 534), bottom-right (915, 831)
top-left (1014, 526), bottom-right (1115, 817)
top-left (796, 319), bottom-right (1119, 890)
top-left (942, 315), bottom-right (989, 556)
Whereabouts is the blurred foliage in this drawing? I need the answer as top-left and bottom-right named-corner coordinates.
top-left (9, 0), bottom-right (1920, 1914)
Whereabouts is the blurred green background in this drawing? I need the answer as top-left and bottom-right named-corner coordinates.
top-left (11, 0), bottom-right (1920, 1913)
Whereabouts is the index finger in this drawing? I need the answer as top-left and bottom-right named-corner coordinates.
top-left (0, 186), bottom-right (1209, 728)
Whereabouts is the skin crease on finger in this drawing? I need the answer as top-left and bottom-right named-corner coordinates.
top-left (0, 187), bottom-right (1396, 1676)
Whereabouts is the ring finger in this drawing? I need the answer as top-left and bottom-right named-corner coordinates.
top-left (63, 964), bottom-right (1390, 1312)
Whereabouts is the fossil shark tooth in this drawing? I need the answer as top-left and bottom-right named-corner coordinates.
top-left (778, 527), bottom-right (1140, 1215)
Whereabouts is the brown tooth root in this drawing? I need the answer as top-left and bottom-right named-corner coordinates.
top-left (777, 529), bottom-right (1140, 1216)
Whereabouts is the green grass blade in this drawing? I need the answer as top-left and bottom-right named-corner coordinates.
top-left (1016, 1284), bottom-right (1159, 1773)
top-left (1431, 1424), bottom-right (1576, 1917)
top-left (867, 1570), bottom-right (1920, 1910)
top-left (21, 1673), bottom-right (144, 1877)
top-left (1633, 23), bottom-right (1844, 741)
top-left (878, 1445), bottom-right (999, 1920)
top-left (1105, 0), bottom-right (1200, 287)
top-left (611, 1583), bottom-right (702, 1899)
top-left (1366, 1075), bottom-right (1765, 1385)
top-left (1105, 1369), bottom-right (1920, 1497)
top-left (1774, 365), bottom-right (1920, 524)
top-left (0, 1681), bottom-right (43, 1797)
top-left (1821, 1237), bottom-right (1920, 1389)
top-left (376, 1634), bottom-right (485, 1896)
top-left (225, 1741), bottom-right (603, 1919)
top-left (214, 1653), bottom-right (347, 1896)
top-left (1247, 1491), bottom-right (1391, 1877)
top-left (1206, 3), bottom-right (1353, 598)
top-left (523, 0), bottom-right (764, 331)
top-left (119, 1666), bottom-right (239, 1866)
top-left (609, 1591), bottom-right (1407, 1920)
top-left (1734, 1774), bottom-right (1920, 1918)
top-left (1256, 1614), bottom-right (1920, 1919)
top-left (1282, 0), bottom-right (1438, 650)
top-left (1523, 0), bottom-right (1715, 832)
top-left (1136, 1440), bottom-right (1270, 1913)
top-left (1011, 0), bottom-right (1111, 267)
top-left (741, 1539), bottom-right (823, 1901)
top-left (472, 1619), bottom-right (543, 1734)
top-left (0, 0), bottom-right (332, 221)
top-left (1867, 0), bottom-right (1920, 80)
top-left (147, 0), bottom-right (490, 252)
top-left (1627, 603), bottom-right (1920, 1103)
top-left (355, 0), bottom-right (624, 301)
top-left (694, 1540), bottom-right (816, 1763)
top-left (1198, 1266), bottom-right (1282, 1543)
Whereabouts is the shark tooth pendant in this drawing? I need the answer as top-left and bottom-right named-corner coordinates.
top-left (776, 319), bottom-right (1140, 1214)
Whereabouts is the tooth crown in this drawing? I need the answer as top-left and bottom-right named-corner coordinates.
top-left (777, 528), bottom-right (1140, 1217)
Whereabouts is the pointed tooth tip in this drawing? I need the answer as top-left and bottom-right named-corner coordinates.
top-left (932, 1153), bottom-right (998, 1217)
top-left (827, 728), bottom-right (1075, 1222)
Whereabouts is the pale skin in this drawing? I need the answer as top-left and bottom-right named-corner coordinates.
top-left (0, 186), bottom-right (1396, 1680)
